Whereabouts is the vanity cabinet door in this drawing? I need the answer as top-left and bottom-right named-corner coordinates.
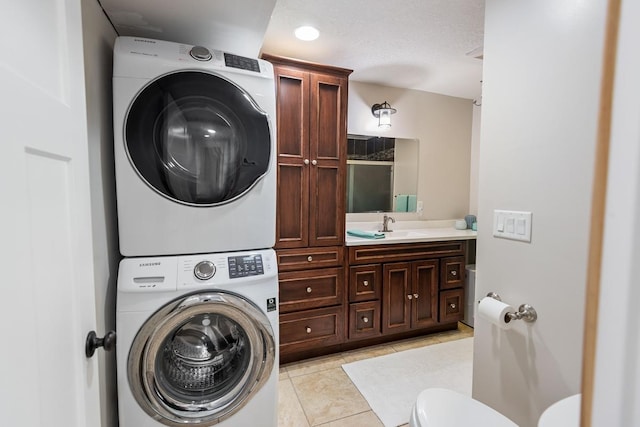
top-left (348, 300), bottom-right (381, 340)
top-left (349, 264), bottom-right (381, 302)
top-left (412, 260), bottom-right (439, 329)
top-left (440, 256), bottom-right (465, 290)
top-left (382, 262), bottom-right (412, 334)
top-left (439, 288), bottom-right (464, 323)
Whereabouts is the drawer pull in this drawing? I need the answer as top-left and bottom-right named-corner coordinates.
top-left (305, 327), bottom-right (312, 334)
top-left (451, 270), bottom-right (457, 276)
top-left (307, 256), bottom-right (313, 262)
top-left (304, 159), bottom-right (310, 165)
top-left (362, 316), bottom-right (369, 323)
top-left (450, 303), bottom-right (457, 310)
top-left (413, 293), bottom-right (419, 299)
top-left (306, 286), bottom-right (312, 293)
top-left (407, 294), bottom-right (413, 300)
top-left (363, 280), bottom-right (369, 287)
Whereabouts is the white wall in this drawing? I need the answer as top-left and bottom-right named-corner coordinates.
top-left (473, 1), bottom-right (607, 426)
top-left (348, 81), bottom-right (473, 220)
top-left (81, 2), bottom-right (119, 426)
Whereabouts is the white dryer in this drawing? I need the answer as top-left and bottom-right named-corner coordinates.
top-left (113, 36), bottom-right (276, 257)
top-left (116, 248), bottom-right (279, 427)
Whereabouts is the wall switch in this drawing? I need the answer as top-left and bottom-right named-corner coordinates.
top-left (493, 210), bottom-right (532, 242)
top-left (416, 201), bottom-right (424, 217)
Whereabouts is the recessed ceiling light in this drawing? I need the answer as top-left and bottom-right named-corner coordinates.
top-left (294, 26), bottom-right (319, 41)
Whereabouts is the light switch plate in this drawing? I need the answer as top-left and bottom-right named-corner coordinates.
top-left (493, 210), bottom-right (532, 242)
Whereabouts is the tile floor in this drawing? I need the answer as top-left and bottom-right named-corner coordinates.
top-left (278, 323), bottom-right (474, 427)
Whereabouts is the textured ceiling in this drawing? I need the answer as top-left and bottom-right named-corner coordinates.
top-left (261, 0), bottom-right (485, 99)
top-left (98, 0), bottom-right (484, 99)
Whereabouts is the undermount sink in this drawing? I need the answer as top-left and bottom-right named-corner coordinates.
top-left (383, 230), bottom-right (428, 238)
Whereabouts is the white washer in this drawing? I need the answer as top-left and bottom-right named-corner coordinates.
top-left (113, 36), bottom-right (276, 257)
top-left (116, 248), bottom-right (279, 427)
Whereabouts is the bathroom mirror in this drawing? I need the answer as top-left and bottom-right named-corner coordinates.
top-left (345, 134), bottom-right (419, 213)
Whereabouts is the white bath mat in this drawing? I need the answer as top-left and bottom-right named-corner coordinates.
top-left (342, 337), bottom-right (473, 427)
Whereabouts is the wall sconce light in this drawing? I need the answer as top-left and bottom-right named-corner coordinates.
top-left (371, 101), bottom-right (397, 128)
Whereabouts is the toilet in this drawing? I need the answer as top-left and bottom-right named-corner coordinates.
top-left (409, 388), bottom-right (581, 427)
top-left (409, 388), bottom-right (517, 427)
top-left (537, 394), bottom-right (580, 427)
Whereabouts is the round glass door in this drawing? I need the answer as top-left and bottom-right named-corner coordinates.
top-left (125, 70), bottom-right (271, 206)
top-left (128, 292), bottom-right (275, 426)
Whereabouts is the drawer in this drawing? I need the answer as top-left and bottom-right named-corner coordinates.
top-left (279, 306), bottom-right (344, 353)
top-left (348, 241), bottom-right (464, 265)
top-left (348, 264), bottom-right (381, 302)
top-left (277, 246), bottom-right (344, 272)
top-left (279, 267), bottom-right (344, 313)
top-left (439, 288), bottom-right (464, 323)
top-left (348, 301), bottom-right (381, 340)
top-left (440, 256), bottom-right (465, 290)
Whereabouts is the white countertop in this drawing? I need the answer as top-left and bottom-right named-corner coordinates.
top-left (345, 220), bottom-right (477, 246)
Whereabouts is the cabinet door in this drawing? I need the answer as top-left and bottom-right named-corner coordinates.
top-left (412, 260), bottom-right (439, 329)
top-left (274, 67), bottom-right (309, 248)
top-left (440, 256), bottom-right (465, 290)
top-left (382, 262), bottom-right (412, 334)
top-left (439, 288), bottom-right (465, 323)
top-left (349, 300), bottom-right (381, 340)
top-left (349, 264), bottom-right (381, 302)
top-left (308, 72), bottom-right (347, 247)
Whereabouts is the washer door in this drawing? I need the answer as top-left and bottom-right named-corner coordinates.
top-left (128, 291), bottom-right (275, 426)
top-left (125, 70), bottom-right (271, 206)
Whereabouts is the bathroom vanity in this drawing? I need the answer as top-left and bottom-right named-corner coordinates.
top-left (278, 222), bottom-right (476, 363)
top-left (264, 54), bottom-right (477, 363)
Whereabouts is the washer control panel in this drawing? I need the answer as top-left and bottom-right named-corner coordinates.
top-left (228, 254), bottom-right (264, 279)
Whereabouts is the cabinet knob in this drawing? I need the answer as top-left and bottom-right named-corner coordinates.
top-left (305, 326), bottom-right (312, 334)
top-left (362, 316), bottom-right (369, 323)
top-left (307, 256), bottom-right (313, 262)
top-left (450, 303), bottom-right (457, 310)
top-left (451, 270), bottom-right (457, 276)
top-left (306, 286), bottom-right (312, 293)
top-left (407, 294), bottom-right (413, 300)
top-left (363, 280), bottom-right (369, 287)
top-left (304, 159), bottom-right (310, 165)
top-left (311, 159), bottom-right (318, 166)
top-left (413, 293), bottom-right (419, 299)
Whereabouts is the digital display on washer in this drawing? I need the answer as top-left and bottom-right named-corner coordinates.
top-left (228, 254), bottom-right (264, 278)
top-left (224, 53), bottom-right (260, 72)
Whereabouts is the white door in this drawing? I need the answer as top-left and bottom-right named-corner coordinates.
top-left (0, 0), bottom-right (102, 426)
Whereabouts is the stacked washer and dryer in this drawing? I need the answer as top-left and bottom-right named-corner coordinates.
top-left (113, 36), bottom-right (279, 427)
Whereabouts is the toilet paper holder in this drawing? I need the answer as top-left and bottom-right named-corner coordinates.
top-left (485, 292), bottom-right (538, 323)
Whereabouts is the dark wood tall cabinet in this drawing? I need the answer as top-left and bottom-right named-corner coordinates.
top-left (262, 54), bottom-right (352, 362)
top-left (263, 55), bottom-right (351, 249)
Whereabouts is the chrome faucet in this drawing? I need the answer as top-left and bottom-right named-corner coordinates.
top-left (380, 214), bottom-right (395, 232)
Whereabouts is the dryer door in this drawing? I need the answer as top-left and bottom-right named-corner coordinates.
top-left (128, 291), bottom-right (275, 426)
top-left (125, 70), bottom-right (271, 206)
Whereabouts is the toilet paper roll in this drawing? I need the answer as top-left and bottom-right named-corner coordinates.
top-left (478, 297), bottom-right (515, 329)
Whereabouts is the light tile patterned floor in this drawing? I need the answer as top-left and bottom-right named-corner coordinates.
top-left (278, 322), bottom-right (474, 427)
